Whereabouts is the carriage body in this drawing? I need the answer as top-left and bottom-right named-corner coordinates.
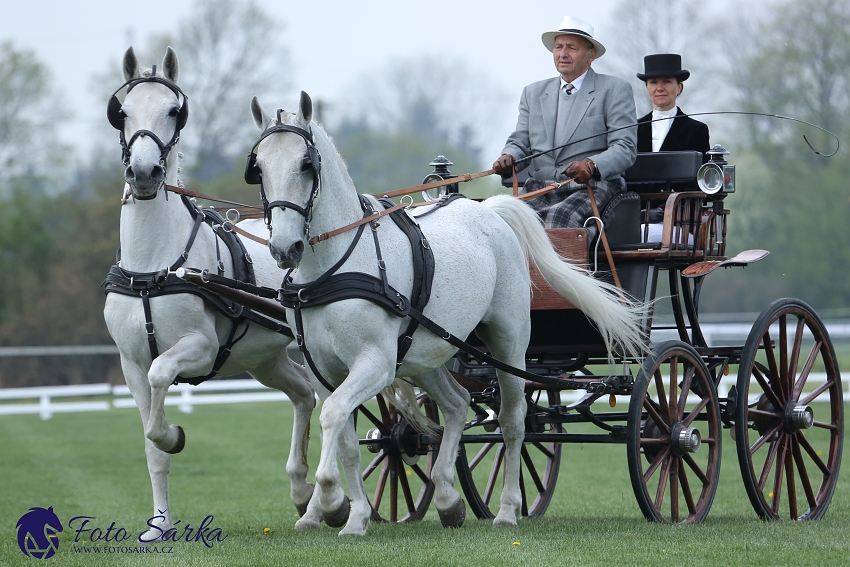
top-left (359, 149), bottom-right (843, 525)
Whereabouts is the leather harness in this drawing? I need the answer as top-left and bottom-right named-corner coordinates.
top-left (103, 195), bottom-right (292, 385)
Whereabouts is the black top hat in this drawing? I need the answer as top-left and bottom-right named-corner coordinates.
top-left (636, 54), bottom-right (690, 81)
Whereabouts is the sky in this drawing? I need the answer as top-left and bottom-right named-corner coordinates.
top-left (2, 0), bottom-right (748, 166)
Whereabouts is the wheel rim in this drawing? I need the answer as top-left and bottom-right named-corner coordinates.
top-left (735, 299), bottom-right (844, 520)
top-left (456, 390), bottom-right (562, 519)
top-left (356, 395), bottom-right (438, 522)
top-left (627, 341), bottom-right (721, 524)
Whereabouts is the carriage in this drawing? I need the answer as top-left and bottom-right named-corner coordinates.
top-left (344, 147), bottom-right (844, 525)
top-left (106, 49), bottom-right (842, 533)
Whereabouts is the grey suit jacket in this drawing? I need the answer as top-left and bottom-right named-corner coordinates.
top-left (501, 68), bottom-right (637, 182)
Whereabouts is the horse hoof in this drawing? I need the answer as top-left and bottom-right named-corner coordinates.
top-left (295, 501), bottom-right (309, 518)
top-left (165, 426), bottom-right (185, 454)
top-left (323, 496), bottom-right (350, 528)
top-left (438, 499), bottom-right (466, 528)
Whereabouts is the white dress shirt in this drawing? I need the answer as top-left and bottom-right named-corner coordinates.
top-left (651, 107), bottom-right (678, 152)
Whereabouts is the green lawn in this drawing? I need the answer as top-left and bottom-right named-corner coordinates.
top-left (1, 401), bottom-right (848, 566)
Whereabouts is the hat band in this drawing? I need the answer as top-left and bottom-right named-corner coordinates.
top-left (558, 28), bottom-right (592, 38)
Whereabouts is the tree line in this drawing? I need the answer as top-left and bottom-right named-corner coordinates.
top-left (0, 0), bottom-right (848, 387)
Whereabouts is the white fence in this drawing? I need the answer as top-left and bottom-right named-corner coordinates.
top-left (0, 380), bottom-right (289, 420)
top-left (0, 374), bottom-right (845, 421)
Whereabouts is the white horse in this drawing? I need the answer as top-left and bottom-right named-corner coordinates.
top-left (102, 47), bottom-right (317, 536)
top-left (248, 92), bottom-right (648, 536)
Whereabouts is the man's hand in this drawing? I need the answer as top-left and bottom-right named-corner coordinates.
top-left (493, 154), bottom-right (517, 175)
top-left (561, 159), bottom-right (596, 183)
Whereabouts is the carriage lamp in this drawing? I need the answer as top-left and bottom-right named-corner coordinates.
top-left (697, 144), bottom-right (735, 195)
top-left (421, 155), bottom-right (459, 201)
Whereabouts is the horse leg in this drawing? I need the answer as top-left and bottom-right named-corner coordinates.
top-left (250, 351), bottom-right (317, 517)
top-left (313, 363), bottom-right (390, 536)
top-left (475, 324), bottom-right (529, 527)
top-left (146, 333), bottom-right (217, 452)
top-left (119, 355), bottom-right (174, 536)
top-left (414, 366), bottom-right (471, 527)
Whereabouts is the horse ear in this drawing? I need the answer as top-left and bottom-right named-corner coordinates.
top-left (251, 96), bottom-right (271, 130)
top-left (298, 91), bottom-right (313, 124)
top-left (123, 47), bottom-right (139, 81)
top-left (162, 46), bottom-right (179, 82)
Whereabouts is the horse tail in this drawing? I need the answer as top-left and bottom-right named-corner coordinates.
top-left (380, 379), bottom-right (442, 439)
top-left (482, 194), bottom-right (648, 362)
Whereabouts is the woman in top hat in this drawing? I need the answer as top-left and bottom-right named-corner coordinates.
top-left (636, 54), bottom-right (709, 158)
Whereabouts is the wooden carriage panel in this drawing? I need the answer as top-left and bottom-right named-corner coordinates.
top-left (530, 228), bottom-right (589, 310)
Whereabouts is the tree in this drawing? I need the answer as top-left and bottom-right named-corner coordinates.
top-left (731, 0), bottom-right (850, 167)
top-left (0, 42), bottom-right (68, 186)
top-left (599, 0), bottom-right (726, 116)
top-left (144, 0), bottom-right (292, 181)
top-left (340, 56), bottom-right (511, 166)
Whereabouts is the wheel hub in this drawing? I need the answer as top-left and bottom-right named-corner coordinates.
top-left (670, 422), bottom-right (701, 456)
top-left (784, 402), bottom-right (814, 432)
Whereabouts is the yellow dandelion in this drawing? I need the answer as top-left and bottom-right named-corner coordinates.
top-left (768, 492), bottom-right (774, 498)
top-left (406, 470), bottom-right (412, 476)
top-left (512, 541), bottom-right (520, 546)
top-left (264, 527), bottom-right (271, 533)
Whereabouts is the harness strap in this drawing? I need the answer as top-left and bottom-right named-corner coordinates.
top-left (141, 291), bottom-right (159, 360)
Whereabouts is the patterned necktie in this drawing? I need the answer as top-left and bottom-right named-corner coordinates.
top-left (564, 83), bottom-right (575, 95)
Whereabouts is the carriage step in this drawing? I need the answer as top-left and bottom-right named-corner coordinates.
top-left (681, 249), bottom-right (770, 277)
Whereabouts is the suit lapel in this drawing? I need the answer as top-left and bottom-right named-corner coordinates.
top-left (540, 78), bottom-right (560, 150)
top-left (555, 68), bottom-right (596, 163)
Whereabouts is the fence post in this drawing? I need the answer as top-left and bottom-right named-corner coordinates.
top-left (179, 388), bottom-right (194, 414)
top-left (39, 393), bottom-right (53, 420)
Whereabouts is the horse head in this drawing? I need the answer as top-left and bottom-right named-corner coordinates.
top-left (247, 92), bottom-right (320, 269)
top-left (108, 46), bottom-right (189, 200)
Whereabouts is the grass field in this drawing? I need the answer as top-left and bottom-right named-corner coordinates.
top-left (1, 401), bottom-right (848, 566)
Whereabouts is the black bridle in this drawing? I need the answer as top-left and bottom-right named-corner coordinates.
top-left (244, 109), bottom-right (322, 234)
top-left (107, 65), bottom-right (190, 198)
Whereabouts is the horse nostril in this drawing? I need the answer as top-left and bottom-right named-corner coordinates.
top-left (151, 165), bottom-right (165, 182)
top-left (288, 241), bottom-right (304, 261)
top-left (124, 166), bottom-right (136, 184)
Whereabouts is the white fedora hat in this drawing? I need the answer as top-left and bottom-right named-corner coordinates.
top-left (541, 16), bottom-right (606, 58)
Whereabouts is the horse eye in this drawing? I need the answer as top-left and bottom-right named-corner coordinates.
top-left (300, 158), bottom-right (313, 173)
top-left (168, 107), bottom-right (179, 117)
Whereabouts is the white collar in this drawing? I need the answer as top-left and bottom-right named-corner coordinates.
top-left (652, 107), bottom-right (678, 118)
top-left (560, 69), bottom-right (589, 93)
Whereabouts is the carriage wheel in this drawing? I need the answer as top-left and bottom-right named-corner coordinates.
top-left (734, 298), bottom-right (844, 520)
top-left (627, 340), bottom-right (721, 524)
top-left (455, 389), bottom-right (562, 519)
top-left (356, 394), bottom-right (438, 523)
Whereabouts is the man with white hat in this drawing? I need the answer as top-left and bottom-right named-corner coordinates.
top-left (493, 16), bottom-right (637, 231)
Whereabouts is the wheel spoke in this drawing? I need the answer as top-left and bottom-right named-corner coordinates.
top-left (778, 314), bottom-right (789, 400)
top-left (410, 462), bottom-right (430, 484)
top-left (653, 368), bottom-right (670, 419)
top-left (799, 380), bottom-right (833, 406)
top-left (770, 436), bottom-right (788, 515)
top-left (531, 441), bottom-right (556, 460)
top-left (669, 356), bottom-right (679, 421)
top-left (521, 445), bottom-right (546, 493)
top-left (678, 366), bottom-right (695, 416)
top-left (764, 323), bottom-right (784, 401)
top-left (643, 398), bottom-right (671, 434)
top-left (643, 446), bottom-right (671, 483)
top-left (748, 408), bottom-right (782, 419)
top-left (398, 461), bottom-right (416, 515)
top-left (358, 404), bottom-right (389, 432)
top-left (785, 440), bottom-right (798, 520)
top-left (797, 431), bottom-right (832, 476)
top-left (373, 459), bottom-right (389, 510)
top-left (678, 459), bottom-right (697, 515)
top-left (483, 444), bottom-right (505, 505)
top-left (752, 365), bottom-right (785, 410)
top-left (791, 436), bottom-right (817, 509)
top-left (786, 318), bottom-right (806, 395)
top-left (792, 341), bottom-right (822, 400)
top-left (682, 396), bottom-right (710, 427)
top-left (654, 456), bottom-right (672, 511)
top-left (390, 459), bottom-right (398, 522)
top-left (469, 442), bottom-right (495, 471)
top-left (682, 453), bottom-right (710, 486)
top-left (363, 450), bottom-right (387, 480)
top-left (812, 420), bottom-right (838, 431)
top-left (670, 460), bottom-right (680, 522)
top-left (758, 437), bottom-right (780, 491)
top-left (750, 422), bottom-right (783, 454)
top-left (519, 470), bottom-right (529, 516)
